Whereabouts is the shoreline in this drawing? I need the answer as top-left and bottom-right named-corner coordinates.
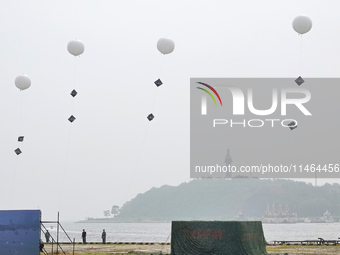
top-left (76, 220), bottom-right (171, 223)
top-left (76, 219), bottom-right (340, 224)
top-left (42, 243), bottom-right (340, 255)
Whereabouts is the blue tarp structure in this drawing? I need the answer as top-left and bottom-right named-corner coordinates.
top-left (0, 210), bottom-right (41, 255)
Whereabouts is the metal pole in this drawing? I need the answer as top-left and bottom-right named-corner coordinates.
top-left (73, 238), bottom-right (75, 255)
top-left (56, 212), bottom-right (59, 254)
top-left (51, 239), bottom-right (53, 255)
top-left (59, 223), bottom-right (73, 242)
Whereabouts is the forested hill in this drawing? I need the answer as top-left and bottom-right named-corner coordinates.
top-left (115, 178), bottom-right (340, 221)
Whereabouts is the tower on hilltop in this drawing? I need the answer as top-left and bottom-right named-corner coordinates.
top-left (225, 148), bottom-right (233, 179)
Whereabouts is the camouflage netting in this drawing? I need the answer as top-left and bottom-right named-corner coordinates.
top-left (171, 221), bottom-right (269, 255)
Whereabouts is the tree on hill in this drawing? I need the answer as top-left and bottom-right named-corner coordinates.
top-left (111, 205), bottom-right (120, 217)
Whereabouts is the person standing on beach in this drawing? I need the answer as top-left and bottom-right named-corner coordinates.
top-left (102, 229), bottom-right (106, 244)
top-left (45, 230), bottom-right (51, 243)
top-left (39, 239), bottom-right (44, 252)
top-left (82, 229), bottom-right (87, 244)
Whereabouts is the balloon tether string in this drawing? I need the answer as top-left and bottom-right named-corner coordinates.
top-left (151, 55), bottom-right (166, 112)
top-left (59, 120), bottom-right (73, 210)
top-left (73, 57), bottom-right (77, 90)
top-left (299, 34), bottom-right (302, 76)
top-left (59, 56), bottom-right (77, 209)
top-left (124, 122), bottom-right (151, 203)
top-left (159, 54), bottom-right (165, 77)
top-left (19, 91), bottom-right (23, 135)
top-left (125, 53), bottom-right (166, 201)
top-left (9, 157), bottom-right (19, 208)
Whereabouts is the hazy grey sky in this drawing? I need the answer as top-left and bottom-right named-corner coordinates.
top-left (1, 0), bottom-right (340, 220)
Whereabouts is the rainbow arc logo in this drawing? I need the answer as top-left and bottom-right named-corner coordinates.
top-left (196, 82), bottom-right (223, 106)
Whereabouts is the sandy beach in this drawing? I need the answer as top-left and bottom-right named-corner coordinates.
top-left (43, 243), bottom-right (170, 254)
top-left (42, 243), bottom-right (340, 254)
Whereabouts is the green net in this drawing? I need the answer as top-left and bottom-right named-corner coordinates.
top-left (171, 221), bottom-right (269, 255)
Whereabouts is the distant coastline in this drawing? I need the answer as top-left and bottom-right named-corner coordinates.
top-left (76, 218), bottom-right (170, 223)
top-left (77, 179), bottom-right (340, 224)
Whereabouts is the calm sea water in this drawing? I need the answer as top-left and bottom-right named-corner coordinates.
top-left (42, 222), bottom-right (340, 243)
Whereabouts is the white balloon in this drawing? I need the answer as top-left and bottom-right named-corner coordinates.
top-left (157, 38), bottom-right (175, 54)
top-left (15, 74), bottom-right (31, 90)
top-left (67, 39), bottom-right (85, 56)
top-left (292, 15), bottom-right (312, 34)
